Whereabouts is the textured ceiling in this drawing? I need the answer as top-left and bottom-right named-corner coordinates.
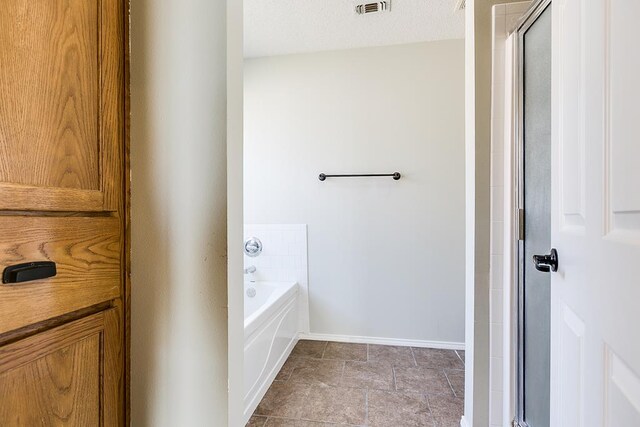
top-left (244, 0), bottom-right (465, 58)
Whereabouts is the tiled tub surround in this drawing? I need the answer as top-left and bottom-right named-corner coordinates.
top-left (244, 224), bottom-right (310, 333)
top-left (247, 341), bottom-right (465, 426)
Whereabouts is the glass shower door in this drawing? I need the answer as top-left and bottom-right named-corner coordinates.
top-left (517, 2), bottom-right (552, 426)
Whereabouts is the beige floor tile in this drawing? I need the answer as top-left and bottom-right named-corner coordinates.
top-left (427, 394), bottom-right (463, 427)
top-left (444, 369), bottom-right (464, 398)
top-left (394, 366), bottom-right (454, 396)
top-left (367, 390), bottom-right (434, 427)
top-left (341, 361), bottom-right (394, 390)
top-left (412, 348), bottom-right (464, 370)
top-left (276, 357), bottom-right (302, 381)
top-left (292, 340), bottom-right (328, 358)
top-left (255, 342), bottom-right (465, 427)
top-left (300, 384), bottom-right (366, 425)
top-left (247, 415), bottom-right (268, 426)
top-left (264, 418), bottom-right (332, 426)
top-left (323, 342), bottom-right (367, 361)
top-left (290, 358), bottom-right (344, 386)
top-left (255, 382), bottom-right (312, 419)
top-left (368, 345), bottom-right (417, 367)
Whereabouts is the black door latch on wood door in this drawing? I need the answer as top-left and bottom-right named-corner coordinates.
top-left (2, 261), bottom-right (57, 284)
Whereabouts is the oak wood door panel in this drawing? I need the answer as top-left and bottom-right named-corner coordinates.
top-left (0, 309), bottom-right (123, 426)
top-left (0, 217), bottom-right (121, 334)
top-left (0, 0), bottom-right (123, 212)
top-left (0, 0), bottom-right (127, 422)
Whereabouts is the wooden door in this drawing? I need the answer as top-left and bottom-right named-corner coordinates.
top-left (550, 0), bottom-right (640, 425)
top-left (0, 310), bottom-right (122, 426)
top-left (0, 0), bottom-right (122, 212)
top-left (0, 0), bottom-right (127, 425)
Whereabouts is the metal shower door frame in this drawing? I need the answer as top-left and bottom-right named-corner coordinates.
top-left (512, 0), bottom-right (552, 425)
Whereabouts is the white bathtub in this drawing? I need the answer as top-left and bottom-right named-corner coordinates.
top-left (243, 281), bottom-right (298, 423)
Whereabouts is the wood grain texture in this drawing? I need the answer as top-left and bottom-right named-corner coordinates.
top-left (0, 185), bottom-right (104, 212)
top-left (0, 0), bottom-right (128, 421)
top-left (0, 0), bottom-right (123, 212)
top-left (101, 0), bottom-right (125, 211)
top-left (104, 304), bottom-right (124, 426)
top-left (0, 216), bottom-right (121, 334)
top-left (0, 310), bottom-right (122, 426)
top-left (0, 0), bottom-right (99, 190)
top-left (0, 301), bottom-right (111, 348)
top-left (0, 336), bottom-right (100, 426)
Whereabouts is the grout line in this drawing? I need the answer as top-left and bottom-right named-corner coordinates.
top-left (320, 341), bottom-right (329, 359)
top-left (410, 347), bottom-right (418, 366)
top-left (392, 366), bottom-right (398, 391)
top-left (366, 343), bottom-right (369, 362)
top-left (443, 369), bottom-right (456, 397)
top-left (424, 391), bottom-right (434, 424)
top-left (251, 415), bottom-right (268, 426)
top-left (296, 418), bottom-right (357, 426)
top-left (364, 389), bottom-right (369, 426)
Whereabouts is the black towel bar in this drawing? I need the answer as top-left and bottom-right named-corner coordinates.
top-left (318, 172), bottom-right (401, 181)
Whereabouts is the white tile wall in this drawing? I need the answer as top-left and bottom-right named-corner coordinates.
top-left (490, 3), bottom-right (530, 426)
top-left (244, 224), bottom-right (310, 333)
top-left (490, 390), bottom-right (504, 426)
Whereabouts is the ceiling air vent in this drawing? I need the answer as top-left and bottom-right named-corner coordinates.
top-left (355, 1), bottom-right (391, 15)
top-left (455, 0), bottom-right (466, 11)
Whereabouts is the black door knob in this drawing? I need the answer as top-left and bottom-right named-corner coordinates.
top-left (533, 248), bottom-right (558, 273)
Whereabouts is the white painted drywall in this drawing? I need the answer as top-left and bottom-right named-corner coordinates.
top-left (130, 0), bottom-right (229, 425)
top-left (244, 41), bottom-right (465, 345)
top-left (227, 0), bottom-right (245, 425)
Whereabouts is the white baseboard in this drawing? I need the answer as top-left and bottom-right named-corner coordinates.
top-left (298, 332), bottom-right (465, 350)
top-left (460, 415), bottom-right (469, 427)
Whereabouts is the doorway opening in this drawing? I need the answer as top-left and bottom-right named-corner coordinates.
top-left (237, 2), bottom-right (468, 425)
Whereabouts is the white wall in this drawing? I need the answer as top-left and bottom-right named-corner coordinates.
top-left (130, 0), bottom-right (229, 425)
top-left (244, 41), bottom-right (465, 345)
top-left (227, 0), bottom-right (245, 425)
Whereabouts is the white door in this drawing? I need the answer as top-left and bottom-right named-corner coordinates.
top-left (551, 0), bottom-right (640, 426)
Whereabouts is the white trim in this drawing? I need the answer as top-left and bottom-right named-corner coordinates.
top-left (460, 415), bottom-right (470, 427)
top-left (298, 332), bottom-right (465, 351)
top-left (503, 31), bottom-right (519, 427)
top-left (463, 0), bottom-right (476, 423)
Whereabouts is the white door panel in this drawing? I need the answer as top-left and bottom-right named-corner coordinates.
top-left (558, 303), bottom-right (585, 427)
top-left (605, 349), bottom-right (640, 426)
top-left (557, 0), bottom-right (586, 232)
top-left (551, 0), bottom-right (640, 426)
top-left (605, 0), bottom-right (640, 242)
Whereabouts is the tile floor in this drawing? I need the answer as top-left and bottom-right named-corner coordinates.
top-left (247, 340), bottom-right (465, 427)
